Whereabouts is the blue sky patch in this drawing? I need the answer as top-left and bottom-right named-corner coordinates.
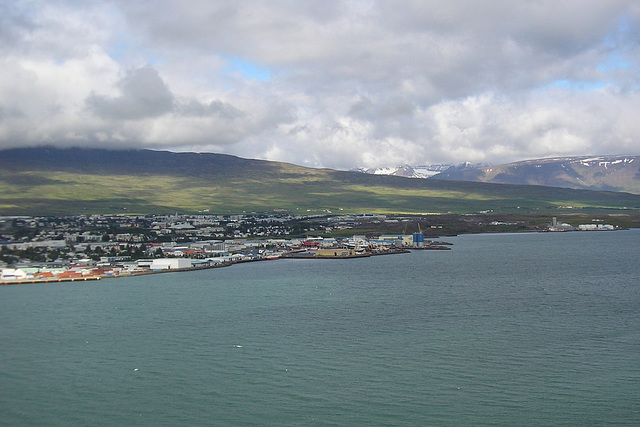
top-left (225, 57), bottom-right (271, 81)
top-left (598, 53), bottom-right (630, 73)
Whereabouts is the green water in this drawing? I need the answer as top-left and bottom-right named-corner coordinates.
top-left (1, 230), bottom-right (639, 426)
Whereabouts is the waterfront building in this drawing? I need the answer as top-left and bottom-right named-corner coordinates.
top-left (578, 223), bottom-right (615, 231)
top-left (149, 258), bottom-right (194, 271)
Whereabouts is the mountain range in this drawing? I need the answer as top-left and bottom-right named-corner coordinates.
top-left (352, 164), bottom-right (453, 179)
top-left (1, 147), bottom-right (639, 216)
top-left (431, 156), bottom-right (640, 194)
top-left (357, 156), bottom-right (640, 195)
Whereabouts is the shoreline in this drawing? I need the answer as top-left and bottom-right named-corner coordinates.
top-left (0, 248), bottom-right (414, 285)
top-left (4, 228), bottom-right (634, 286)
top-left (0, 249), bottom-right (411, 286)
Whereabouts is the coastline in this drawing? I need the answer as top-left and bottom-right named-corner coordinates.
top-left (0, 248), bottom-right (415, 285)
top-left (1, 220), bottom-right (633, 286)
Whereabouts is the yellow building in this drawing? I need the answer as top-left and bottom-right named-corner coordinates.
top-left (315, 249), bottom-right (369, 258)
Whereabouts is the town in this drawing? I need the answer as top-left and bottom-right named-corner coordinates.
top-left (1, 211), bottom-right (626, 284)
top-left (0, 213), bottom-right (455, 283)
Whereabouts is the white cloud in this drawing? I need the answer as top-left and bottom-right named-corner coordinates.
top-left (1, 0), bottom-right (639, 168)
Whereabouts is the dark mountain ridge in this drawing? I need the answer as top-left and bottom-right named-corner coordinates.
top-left (0, 146), bottom-right (275, 177)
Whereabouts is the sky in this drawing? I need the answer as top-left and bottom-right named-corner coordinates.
top-left (1, 1), bottom-right (640, 170)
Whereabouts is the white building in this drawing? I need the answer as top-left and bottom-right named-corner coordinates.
top-left (578, 224), bottom-right (615, 231)
top-left (1, 268), bottom-right (28, 281)
top-left (149, 258), bottom-right (194, 271)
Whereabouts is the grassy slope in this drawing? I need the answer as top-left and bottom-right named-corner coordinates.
top-left (1, 147), bottom-right (640, 215)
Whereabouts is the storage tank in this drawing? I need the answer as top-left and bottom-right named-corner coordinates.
top-left (412, 232), bottom-right (424, 247)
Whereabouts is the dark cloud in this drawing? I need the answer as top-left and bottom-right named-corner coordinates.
top-left (0, 105), bottom-right (26, 122)
top-left (176, 99), bottom-right (243, 119)
top-left (349, 96), bottom-right (414, 120)
top-left (0, 3), bottom-right (36, 49)
top-left (86, 66), bottom-right (174, 120)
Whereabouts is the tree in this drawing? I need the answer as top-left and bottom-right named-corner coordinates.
top-left (132, 244), bottom-right (147, 260)
top-left (47, 249), bottom-right (60, 262)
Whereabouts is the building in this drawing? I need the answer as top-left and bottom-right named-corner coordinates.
top-left (1, 268), bottom-right (28, 281)
top-left (379, 235), bottom-right (416, 247)
top-left (316, 249), bottom-right (364, 258)
top-left (578, 224), bottom-right (615, 231)
top-left (548, 217), bottom-right (576, 232)
top-left (149, 258), bottom-right (194, 271)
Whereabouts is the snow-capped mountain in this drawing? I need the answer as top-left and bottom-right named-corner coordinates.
top-left (352, 164), bottom-right (453, 179)
top-left (431, 155), bottom-right (640, 194)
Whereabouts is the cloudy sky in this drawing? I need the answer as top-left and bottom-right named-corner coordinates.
top-left (2, 1), bottom-right (640, 169)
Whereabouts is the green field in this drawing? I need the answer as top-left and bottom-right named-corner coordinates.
top-left (1, 147), bottom-right (640, 216)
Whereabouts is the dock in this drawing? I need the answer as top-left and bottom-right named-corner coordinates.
top-left (1, 276), bottom-right (102, 285)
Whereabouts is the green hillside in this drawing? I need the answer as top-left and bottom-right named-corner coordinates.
top-left (1, 147), bottom-right (640, 216)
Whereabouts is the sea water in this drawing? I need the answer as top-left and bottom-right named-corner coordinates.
top-left (1, 230), bottom-right (639, 426)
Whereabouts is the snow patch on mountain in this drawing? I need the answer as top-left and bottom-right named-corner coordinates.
top-left (352, 164), bottom-right (454, 179)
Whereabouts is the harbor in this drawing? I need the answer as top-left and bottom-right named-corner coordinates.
top-left (0, 227), bottom-right (451, 285)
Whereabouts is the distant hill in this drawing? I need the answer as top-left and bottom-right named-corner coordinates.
top-left (1, 147), bottom-right (640, 215)
top-left (431, 156), bottom-right (640, 194)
